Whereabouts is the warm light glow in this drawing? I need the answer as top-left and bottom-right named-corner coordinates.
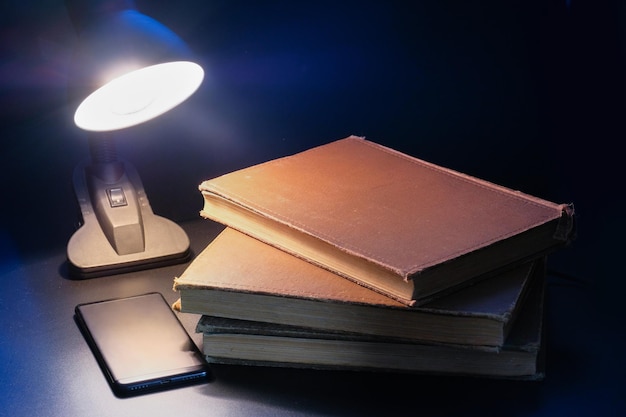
top-left (74, 61), bottom-right (204, 131)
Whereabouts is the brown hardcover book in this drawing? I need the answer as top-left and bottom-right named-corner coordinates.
top-left (198, 136), bottom-right (574, 305)
top-left (174, 227), bottom-right (544, 347)
top-left (195, 271), bottom-right (547, 380)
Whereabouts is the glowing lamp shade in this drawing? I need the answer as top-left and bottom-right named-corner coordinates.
top-left (74, 61), bottom-right (204, 132)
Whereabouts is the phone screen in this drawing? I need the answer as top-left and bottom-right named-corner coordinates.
top-left (75, 292), bottom-right (210, 397)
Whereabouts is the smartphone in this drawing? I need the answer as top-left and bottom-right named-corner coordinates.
top-left (75, 292), bottom-right (211, 397)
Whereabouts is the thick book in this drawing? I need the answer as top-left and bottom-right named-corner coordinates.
top-left (173, 227), bottom-right (544, 347)
top-left (198, 136), bottom-right (574, 305)
top-left (195, 273), bottom-right (547, 380)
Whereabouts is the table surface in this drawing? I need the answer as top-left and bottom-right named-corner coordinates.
top-left (1, 219), bottom-right (623, 417)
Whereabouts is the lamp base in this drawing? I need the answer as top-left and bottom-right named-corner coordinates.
top-left (67, 160), bottom-right (191, 279)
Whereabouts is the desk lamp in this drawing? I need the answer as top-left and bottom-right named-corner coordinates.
top-left (65, 0), bottom-right (204, 278)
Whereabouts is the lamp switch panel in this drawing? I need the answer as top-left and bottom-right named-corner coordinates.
top-left (107, 187), bottom-right (128, 207)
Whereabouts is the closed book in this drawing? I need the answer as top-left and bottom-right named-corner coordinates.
top-left (195, 271), bottom-right (546, 380)
top-left (174, 227), bottom-right (544, 347)
top-left (198, 136), bottom-right (574, 305)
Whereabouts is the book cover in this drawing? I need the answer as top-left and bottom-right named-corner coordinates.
top-left (195, 271), bottom-right (546, 380)
top-left (174, 227), bottom-right (544, 347)
top-left (198, 136), bottom-right (573, 305)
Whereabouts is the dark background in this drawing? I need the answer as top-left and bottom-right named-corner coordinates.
top-left (1, 0), bottom-right (625, 414)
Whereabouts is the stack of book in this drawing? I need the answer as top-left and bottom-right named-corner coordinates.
top-left (173, 136), bottom-right (575, 380)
